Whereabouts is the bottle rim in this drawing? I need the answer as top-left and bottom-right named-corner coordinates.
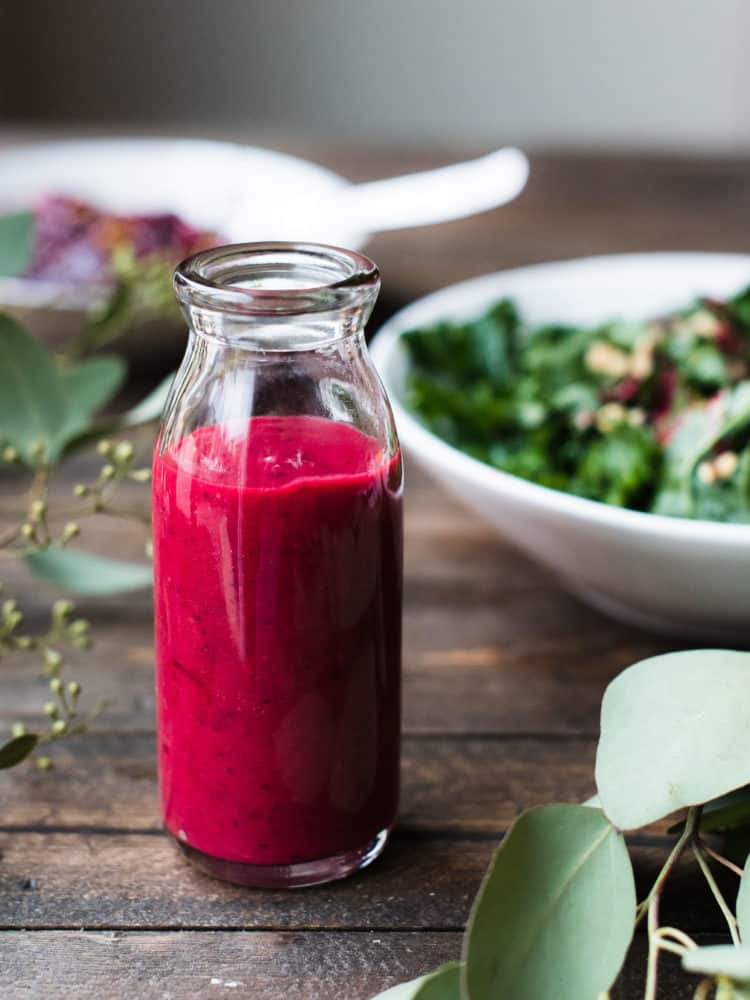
top-left (174, 241), bottom-right (380, 317)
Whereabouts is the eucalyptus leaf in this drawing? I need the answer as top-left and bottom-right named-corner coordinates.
top-left (25, 548), bottom-right (152, 595)
top-left (61, 356), bottom-right (127, 421)
top-left (0, 313), bottom-right (71, 463)
top-left (0, 732), bottom-right (38, 769)
top-left (370, 963), bottom-right (461, 999)
top-left (683, 945), bottom-right (750, 981)
top-left (123, 372), bottom-right (174, 427)
top-left (0, 210), bottom-right (34, 277)
top-left (463, 804), bottom-right (635, 1000)
top-left (735, 855), bottom-right (750, 941)
top-left (56, 355), bottom-right (128, 451)
top-left (596, 650), bottom-right (750, 831)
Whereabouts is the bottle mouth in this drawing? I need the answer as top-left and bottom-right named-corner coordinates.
top-left (174, 242), bottom-right (380, 317)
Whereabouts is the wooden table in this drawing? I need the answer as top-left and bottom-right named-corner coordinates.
top-left (2, 139), bottom-right (750, 997)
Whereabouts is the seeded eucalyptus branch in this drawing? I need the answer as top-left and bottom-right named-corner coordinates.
top-left (65, 244), bottom-right (182, 362)
top-left (0, 595), bottom-right (99, 770)
top-left (374, 650), bottom-right (750, 1000)
top-left (0, 310), bottom-right (167, 770)
top-left (0, 204), bottom-right (175, 771)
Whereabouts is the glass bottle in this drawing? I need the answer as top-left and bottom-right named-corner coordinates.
top-left (152, 243), bottom-right (403, 888)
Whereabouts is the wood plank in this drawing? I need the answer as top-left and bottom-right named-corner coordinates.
top-left (2, 735), bottom-right (726, 937)
top-left (1, 431), bottom-right (676, 743)
top-left (0, 832), bottom-right (482, 930)
top-left (0, 928), bottom-right (723, 1000)
top-left (0, 596), bottom-right (667, 736)
top-left (0, 734), bottom-right (596, 832)
top-left (0, 587), bottom-right (669, 737)
top-left (0, 929), bottom-right (461, 1000)
top-left (0, 468), bottom-right (674, 737)
top-left (0, 829), bottom-right (734, 934)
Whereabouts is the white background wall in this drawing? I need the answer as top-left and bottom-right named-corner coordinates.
top-left (4, 0), bottom-right (750, 150)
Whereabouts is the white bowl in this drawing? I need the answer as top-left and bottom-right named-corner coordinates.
top-left (0, 137), bottom-right (528, 353)
top-left (371, 252), bottom-right (750, 639)
top-left (0, 138), bottom-right (356, 350)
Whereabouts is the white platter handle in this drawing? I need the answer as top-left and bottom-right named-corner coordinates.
top-left (339, 147), bottom-right (529, 234)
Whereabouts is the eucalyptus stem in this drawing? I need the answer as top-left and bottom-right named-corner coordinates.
top-left (654, 926), bottom-right (697, 953)
top-left (701, 843), bottom-right (744, 879)
top-left (644, 891), bottom-right (662, 1000)
top-left (643, 806), bottom-right (702, 1000)
top-left (691, 840), bottom-right (740, 945)
top-left (28, 462), bottom-right (50, 505)
top-left (651, 939), bottom-right (686, 958)
top-left (637, 807), bottom-right (702, 928)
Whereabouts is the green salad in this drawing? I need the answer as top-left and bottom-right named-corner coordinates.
top-left (402, 286), bottom-right (750, 521)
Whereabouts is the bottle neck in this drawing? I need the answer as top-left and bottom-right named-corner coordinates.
top-left (174, 241), bottom-right (380, 354)
top-left (183, 301), bottom-right (370, 355)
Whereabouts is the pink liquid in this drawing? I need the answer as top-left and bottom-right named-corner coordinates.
top-left (152, 416), bottom-right (402, 866)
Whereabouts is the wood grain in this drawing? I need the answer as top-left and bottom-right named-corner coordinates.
top-left (0, 830), bottom-right (734, 935)
top-left (0, 930), bottom-right (723, 1000)
top-left (0, 930), bottom-right (463, 1000)
top-left (0, 467), bottom-right (674, 737)
top-left (0, 595), bottom-right (668, 736)
top-left (0, 733), bottom-right (596, 832)
top-left (0, 832), bottom-right (483, 931)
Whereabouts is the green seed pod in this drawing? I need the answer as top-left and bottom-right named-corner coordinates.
top-left (11, 722), bottom-right (26, 738)
top-left (49, 677), bottom-right (63, 695)
top-left (6, 610), bottom-right (23, 630)
top-left (52, 600), bottom-right (75, 623)
top-left (14, 636), bottom-right (35, 650)
top-left (100, 464), bottom-right (116, 481)
top-left (1, 445), bottom-right (19, 463)
top-left (73, 483), bottom-right (89, 498)
top-left (2, 599), bottom-right (18, 622)
top-left (36, 756), bottom-right (52, 770)
top-left (130, 468), bottom-right (152, 483)
top-left (20, 523), bottom-right (35, 540)
top-left (67, 681), bottom-right (81, 698)
top-left (69, 619), bottom-right (90, 637)
top-left (44, 648), bottom-right (63, 671)
top-left (96, 439), bottom-right (113, 456)
top-left (51, 719), bottom-right (67, 735)
top-left (61, 522), bottom-right (81, 544)
top-left (44, 701), bottom-right (58, 718)
top-left (30, 499), bottom-right (47, 522)
top-left (113, 441), bottom-right (135, 464)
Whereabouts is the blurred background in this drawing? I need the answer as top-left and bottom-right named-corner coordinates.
top-left (3, 0), bottom-right (749, 152)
